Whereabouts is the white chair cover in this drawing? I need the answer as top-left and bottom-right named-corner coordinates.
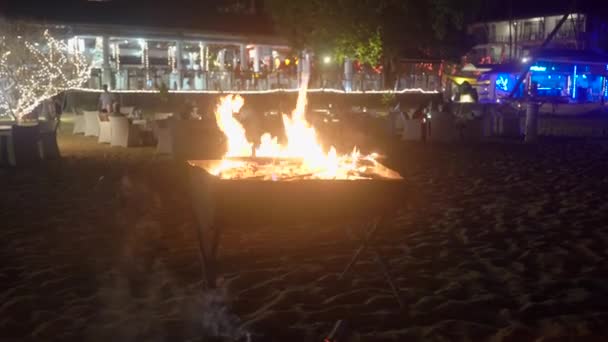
top-left (109, 116), bottom-right (132, 147)
top-left (84, 111), bottom-right (100, 137)
top-left (97, 115), bottom-right (112, 143)
top-left (73, 115), bottom-right (85, 134)
top-left (154, 119), bottom-right (173, 155)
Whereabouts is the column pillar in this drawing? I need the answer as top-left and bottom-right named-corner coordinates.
top-left (199, 43), bottom-right (208, 90)
top-left (101, 35), bottom-right (112, 89)
top-left (199, 43), bottom-right (207, 72)
top-left (240, 44), bottom-right (248, 71)
top-left (302, 51), bottom-right (311, 80)
top-left (297, 51), bottom-right (303, 86)
top-left (253, 45), bottom-right (260, 73)
top-left (232, 48), bottom-right (238, 69)
top-left (344, 57), bottom-right (353, 92)
top-left (218, 49), bottom-right (226, 71)
top-left (175, 40), bottom-right (184, 89)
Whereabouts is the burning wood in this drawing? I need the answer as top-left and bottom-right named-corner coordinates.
top-left (211, 73), bottom-right (402, 181)
top-left (197, 157), bottom-right (401, 181)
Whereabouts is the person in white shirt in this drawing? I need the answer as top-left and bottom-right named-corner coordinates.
top-left (98, 85), bottom-right (116, 113)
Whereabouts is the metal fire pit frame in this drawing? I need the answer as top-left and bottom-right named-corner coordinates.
top-left (188, 160), bottom-right (407, 306)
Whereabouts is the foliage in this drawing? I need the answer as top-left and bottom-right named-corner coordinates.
top-left (0, 21), bottom-right (90, 119)
top-left (265, 0), bottom-right (383, 65)
top-left (157, 82), bottom-right (169, 104)
top-left (265, 0), bottom-right (481, 65)
top-left (381, 93), bottom-right (397, 108)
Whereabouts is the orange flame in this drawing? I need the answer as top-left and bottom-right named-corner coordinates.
top-left (212, 73), bottom-right (400, 180)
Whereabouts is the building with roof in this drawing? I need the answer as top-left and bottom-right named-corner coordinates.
top-left (457, 1), bottom-right (608, 104)
top-left (465, 0), bottom-right (608, 65)
top-left (467, 13), bottom-right (588, 64)
top-left (1, 0), bottom-right (298, 91)
top-left (476, 49), bottom-right (608, 103)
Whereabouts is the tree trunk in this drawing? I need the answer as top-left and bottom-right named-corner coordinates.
top-left (524, 102), bottom-right (539, 143)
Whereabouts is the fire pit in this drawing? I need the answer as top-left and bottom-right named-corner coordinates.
top-left (188, 76), bottom-right (406, 306)
top-left (189, 158), bottom-right (404, 225)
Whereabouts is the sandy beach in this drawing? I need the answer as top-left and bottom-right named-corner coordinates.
top-left (1, 124), bottom-right (608, 341)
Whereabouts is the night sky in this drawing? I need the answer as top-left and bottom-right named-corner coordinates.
top-left (1, 0), bottom-right (606, 34)
top-left (2, 0), bottom-right (600, 20)
top-left (1, 0), bottom-right (273, 35)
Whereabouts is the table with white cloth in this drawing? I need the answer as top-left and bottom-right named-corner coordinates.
top-left (0, 125), bottom-right (15, 166)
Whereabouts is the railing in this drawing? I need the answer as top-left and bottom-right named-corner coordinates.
top-left (487, 29), bottom-right (577, 44)
top-left (96, 69), bottom-right (441, 92)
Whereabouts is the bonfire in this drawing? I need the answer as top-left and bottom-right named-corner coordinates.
top-left (208, 75), bottom-right (401, 181)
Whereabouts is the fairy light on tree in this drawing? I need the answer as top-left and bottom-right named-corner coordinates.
top-left (0, 23), bottom-right (90, 120)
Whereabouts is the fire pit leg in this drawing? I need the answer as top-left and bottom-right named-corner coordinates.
top-left (339, 216), bottom-right (403, 308)
top-left (195, 222), bottom-right (222, 289)
top-left (339, 218), bottom-right (380, 279)
top-left (189, 165), bottom-right (222, 289)
top-left (369, 248), bottom-right (403, 308)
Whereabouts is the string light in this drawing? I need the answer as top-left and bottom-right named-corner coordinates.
top-left (0, 30), bottom-right (90, 119)
top-left (70, 87), bottom-right (439, 95)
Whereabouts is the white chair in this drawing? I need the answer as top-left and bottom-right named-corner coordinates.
top-left (97, 114), bottom-right (112, 144)
top-left (109, 116), bottom-right (139, 147)
top-left (154, 119), bottom-right (173, 155)
top-left (72, 115), bottom-right (85, 134)
top-left (119, 106), bottom-right (135, 116)
top-left (154, 112), bottom-right (173, 121)
top-left (83, 111), bottom-right (100, 137)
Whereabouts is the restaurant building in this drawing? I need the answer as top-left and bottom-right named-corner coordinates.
top-left (1, 0), bottom-right (300, 92)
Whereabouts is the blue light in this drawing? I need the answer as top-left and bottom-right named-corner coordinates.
top-left (530, 65), bottom-right (547, 72)
top-left (495, 76), bottom-right (509, 92)
top-left (548, 75), bottom-right (552, 79)
top-left (572, 65), bottom-right (578, 99)
top-left (582, 74), bottom-right (587, 79)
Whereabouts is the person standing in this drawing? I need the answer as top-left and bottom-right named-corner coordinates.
top-left (98, 84), bottom-right (116, 113)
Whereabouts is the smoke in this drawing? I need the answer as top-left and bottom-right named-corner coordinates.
top-left (86, 175), bottom-right (248, 341)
